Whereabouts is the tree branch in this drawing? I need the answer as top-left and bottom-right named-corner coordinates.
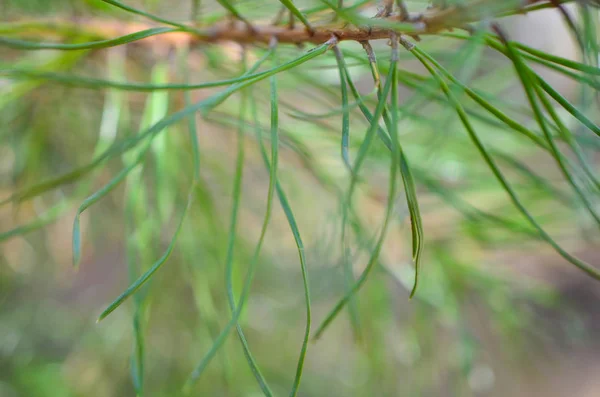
top-left (1, 0), bottom-right (577, 49)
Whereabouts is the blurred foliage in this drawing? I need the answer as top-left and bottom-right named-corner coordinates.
top-left (1, 1), bottom-right (600, 396)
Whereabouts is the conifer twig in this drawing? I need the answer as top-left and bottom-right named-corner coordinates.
top-left (2, 0), bottom-right (579, 48)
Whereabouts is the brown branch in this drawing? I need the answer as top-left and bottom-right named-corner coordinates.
top-left (4, 0), bottom-right (576, 49)
top-left (6, 17), bottom-right (424, 47)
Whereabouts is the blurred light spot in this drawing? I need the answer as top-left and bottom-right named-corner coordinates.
top-left (394, 337), bottom-right (421, 366)
top-left (4, 238), bottom-right (35, 275)
top-left (0, 325), bottom-right (21, 356)
top-left (468, 364), bottom-right (495, 393)
top-left (336, 351), bottom-right (369, 388)
top-left (439, 160), bottom-right (463, 184)
top-left (0, 146), bottom-right (15, 174)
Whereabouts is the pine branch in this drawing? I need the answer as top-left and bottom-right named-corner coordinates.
top-left (1, 0), bottom-right (579, 48)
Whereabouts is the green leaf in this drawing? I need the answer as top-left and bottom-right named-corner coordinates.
top-left (277, 0), bottom-right (314, 33)
top-left (413, 167), bottom-right (540, 239)
top-left (0, 55), bottom-right (312, 92)
top-left (495, 29), bottom-right (600, 226)
top-left (185, 43), bottom-right (336, 394)
top-left (97, 191), bottom-right (192, 321)
top-left (223, 77), bottom-right (248, 333)
top-left (96, 42), bottom-right (289, 321)
top-left (536, 74), bottom-right (600, 138)
top-left (0, 202), bottom-right (68, 242)
top-left (72, 138), bottom-right (153, 268)
top-left (313, 48), bottom-right (397, 341)
top-left (0, 27), bottom-right (178, 50)
top-left (215, 0), bottom-right (254, 27)
top-left (407, 40), bottom-right (600, 281)
top-left (355, 40), bottom-right (424, 298)
top-left (276, 171), bottom-right (311, 397)
top-left (2, 42), bottom-right (325, 207)
top-left (332, 45), bottom-right (362, 340)
top-left (99, 0), bottom-right (199, 32)
top-left (333, 47), bottom-right (352, 174)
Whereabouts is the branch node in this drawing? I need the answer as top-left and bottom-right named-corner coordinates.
top-left (360, 41), bottom-right (376, 64)
top-left (390, 32), bottom-right (399, 62)
top-left (398, 35), bottom-right (414, 51)
top-left (491, 23), bottom-right (509, 44)
top-left (13, 1), bottom-right (563, 48)
top-left (326, 35), bottom-right (339, 49)
top-left (245, 21), bottom-right (258, 35)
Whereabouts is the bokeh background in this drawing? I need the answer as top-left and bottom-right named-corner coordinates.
top-left (2, 1), bottom-right (600, 396)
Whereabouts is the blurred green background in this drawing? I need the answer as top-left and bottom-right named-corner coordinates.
top-left (1, 1), bottom-right (600, 396)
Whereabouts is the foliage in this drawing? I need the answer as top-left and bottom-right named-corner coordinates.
top-left (1, 0), bottom-right (599, 396)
